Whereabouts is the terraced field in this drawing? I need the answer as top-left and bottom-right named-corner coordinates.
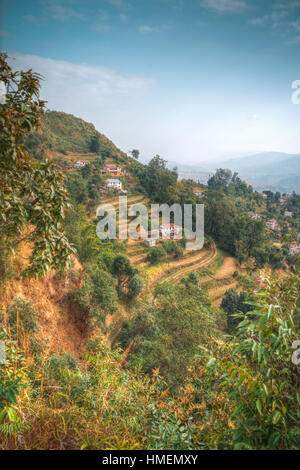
top-left (102, 193), bottom-right (239, 323)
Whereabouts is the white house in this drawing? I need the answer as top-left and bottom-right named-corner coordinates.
top-left (160, 224), bottom-right (181, 238)
top-left (106, 178), bottom-right (122, 190)
top-left (289, 242), bottom-right (300, 255)
top-left (144, 238), bottom-right (156, 247)
top-left (73, 160), bottom-right (90, 168)
top-left (266, 219), bottom-right (280, 231)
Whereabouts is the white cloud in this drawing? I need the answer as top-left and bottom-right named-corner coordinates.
top-left (8, 52), bottom-right (153, 96)
top-left (202, 0), bottom-right (247, 13)
top-left (138, 25), bottom-right (160, 34)
top-left (248, 11), bottom-right (287, 28)
top-left (45, 4), bottom-right (84, 22)
top-left (273, 1), bottom-right (300, 10)
top-left (7, 52), bottom-right (154, 154)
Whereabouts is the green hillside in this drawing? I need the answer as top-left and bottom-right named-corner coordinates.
top-left (23, 110), bottom-right (136, 168)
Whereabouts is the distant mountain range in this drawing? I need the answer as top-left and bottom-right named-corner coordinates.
top-left (172, 152), bottom-right (300, 193)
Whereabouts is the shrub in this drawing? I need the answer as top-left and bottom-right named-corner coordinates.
top-left (147, 247), bottom-right (167, 265)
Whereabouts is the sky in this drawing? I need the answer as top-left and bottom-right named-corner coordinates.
top-left (1, 0), bottom-right (300, 164)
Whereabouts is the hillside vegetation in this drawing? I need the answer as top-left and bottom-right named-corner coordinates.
top-left (1, 55), bottom-right (300, 450)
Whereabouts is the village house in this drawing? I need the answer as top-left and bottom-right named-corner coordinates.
top-left (284, 210), bottom-right (294, 217)
top-left (248, 212), bottom-right (265, 220)
top-left (100, 164), bottom-right (123, 176)
top-left (262, 193), bottom-right (268, 200)
top-left (266, 219), bottom-right (280, 231)
top-left (73, 160), bottom-right (90, 168)
top-left (144, 238), bottom-right (156, 248)
top-left (289, 242), bottom-right (300, 256)
top-left (280, 197), bottom-right (288, 205)
top-left (160, 223), bottom-right (182, 238)
top-left (248, 211), bottom-right (266, 220)
top-left (106, 178), bottom-right (122, 190)
top-left (194, 190), bottom-right (204, 198)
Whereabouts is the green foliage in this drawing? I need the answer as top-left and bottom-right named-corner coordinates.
top-left (0, 53), bottom-right (74, 277)
top-left (147, 246), bottom-right (167, 265)
top-left (221, 288), bottom-right (252, 332)
top-left (127, 274), bottom-right (144, 300)
top-left (7, 297), bottom-right (39, 335)
top-left (90, 134), bottom-right (101, 153)
top-left (130, 149), bottom-right (140, 160)
top-left (138, 155), bottom-right (178, 203)
top-left (120, 282), bottom-right (217, 389)
top-left (73, 267), bottom-right (118, 323)
top-left (196, 276), bottom-right (300, 449)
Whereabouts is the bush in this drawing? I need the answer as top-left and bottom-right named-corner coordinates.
top-left (127, 275), bottom-right (144, 300)
top-left (7, 298), bottom-right (38, 335)
top-left (147, 247), bottom-right (167, 265)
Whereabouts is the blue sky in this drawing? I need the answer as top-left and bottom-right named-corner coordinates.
top-left (1, 0), bottom-right (300, 163)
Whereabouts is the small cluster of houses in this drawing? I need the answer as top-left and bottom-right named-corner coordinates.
top-left (144, 224), bottom-right (181, 247)
top-left (73, 161), bottom-right (124, 175)
top-left (72, 160), bottom-right (127, 193)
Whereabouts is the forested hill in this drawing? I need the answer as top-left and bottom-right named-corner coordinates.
top-left (23, 110), bottom-right (138, 169)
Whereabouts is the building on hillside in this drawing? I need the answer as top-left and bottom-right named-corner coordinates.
top-left (100, 164), bottom-right (123, 176)
top-left (73, 160), bottom-right (90, 168)
top-left (194, 190), bottom-right (204, 198)
top-left (284, 210), bottom-right (294, 217)
top-left (262, 193), bottom-right (268, 200)
top-left (248, 212), bottom-right (264, 220)
top-left (144, 238), bottom-right (156, 248)
top-left (280, 197), bottom-right (288, 205)
top-left (266, 219), bottom-right (280, 231)
top-left (289, 242), bottom-right (300, 255)
top-left (160, 224), bottom-right (181, 238)
top-left (106, 178), bottom-right (122, 190)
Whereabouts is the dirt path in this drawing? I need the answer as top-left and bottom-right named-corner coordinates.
top-left (148, 243), bottom-right (217, 287)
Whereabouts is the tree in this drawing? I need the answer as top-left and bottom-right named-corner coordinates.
top-left (221, 288), bottom-right (251, 332)
top-left (127, 274), bottom-right (144, 299)
top-left (140, 155), bottom-right (178, 203)
top-left (147, 246), bottom-right (167, 265)
top-left (0, 53), bottom-right (74, 277)
top-left (207, 168), bottom-right (232, 192)
top-left (94, 155), bottom-right (104, 170)
top-left (130, 149), bottom-right (140, 160)
top-left (80, 163), bottom-right (92, 179)
top-left (90, 134), bottom-right (101, 153)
